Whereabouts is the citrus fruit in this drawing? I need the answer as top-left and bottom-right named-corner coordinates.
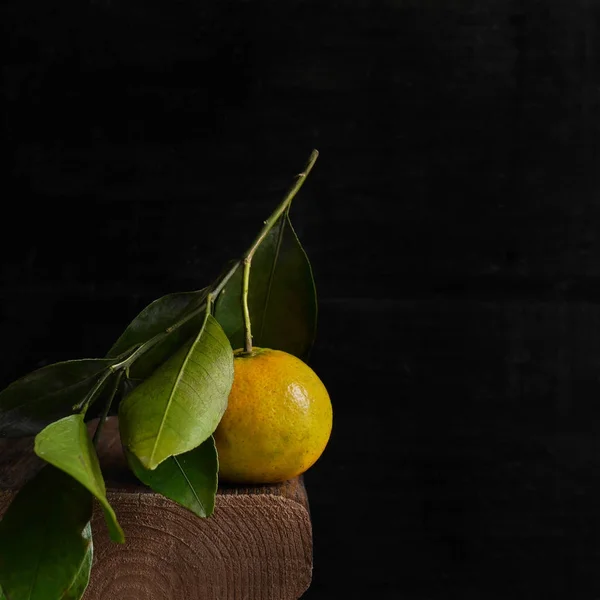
top-left (214, 347), bottom-right (333, 484)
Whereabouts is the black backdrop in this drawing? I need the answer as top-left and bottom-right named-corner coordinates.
top-left (3, 1), bottom-right (600, 598)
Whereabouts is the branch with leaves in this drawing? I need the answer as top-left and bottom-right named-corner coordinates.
top-left (0, 150), bottom-right (319, 600)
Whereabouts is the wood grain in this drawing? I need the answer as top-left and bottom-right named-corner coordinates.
top-left (0, 418), bottom-right (312, 599)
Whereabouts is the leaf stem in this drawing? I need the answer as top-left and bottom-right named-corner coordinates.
top-left (74, 368), bottom-right (114, 413)
top-left (110, 334), bottom-right (168, 371)
top-left (92, 371), bottom-right (123, 446)
top-left (242, 258), bottom-right (252, 353)
top-left (210, 260), bottom-right (242, 300)
top-left (244, 149), bottom-right (319, 262)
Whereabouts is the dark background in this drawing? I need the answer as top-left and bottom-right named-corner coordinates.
top-left (2, 1), bottom-right (600, 598)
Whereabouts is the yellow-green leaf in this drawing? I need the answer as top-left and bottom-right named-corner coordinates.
top-left (119, 313), bottom-right (233, 470)
top-left (34, 414), bottom-right (124, 543)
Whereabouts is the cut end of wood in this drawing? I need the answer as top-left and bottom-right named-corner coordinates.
top-left (86, 484), bottom-right (312, 600)
top-left (0, 418), bottom-right (313, 600)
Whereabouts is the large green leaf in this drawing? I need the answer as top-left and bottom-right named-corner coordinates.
top-left (214, 213), bottom-right (317, 359)
top-left (119, 313), bottom-right (233, 470)
top-left (0, 358), bottom-right (117, 437)
top-left (125, 436), bottom-right (218, 518)
top-left (0, 466), bottom-right (93, 600)
top-left (107, 289), bottom-right (208, 380)
top-left (34, 414), bottom-right (124, 543)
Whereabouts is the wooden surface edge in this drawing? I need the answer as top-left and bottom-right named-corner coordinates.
top-left (0, 417), bottom-right (314, 599)
top-left (0, 417), bottom-right (310, 510)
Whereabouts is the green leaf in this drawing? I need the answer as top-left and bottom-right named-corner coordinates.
top-left (119, 312), bottom-right (233, 470)
top-left (34, 414), bottom-right (125, 543)
top-left (0, 466), bottom-right (93, 600)
top-left (0, 358), bottom-right (117, 437)
top-left (214, 213), bottom-right (317, 359)
top-left (60, 524), bottom-right (94, 600)
top-left (107, 289), bottom-right (208, 380)
top-left (125, 436), bottom-right (218, 518)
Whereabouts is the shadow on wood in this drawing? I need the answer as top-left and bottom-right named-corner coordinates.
top-left (0, 418), bottom-right (313, 599)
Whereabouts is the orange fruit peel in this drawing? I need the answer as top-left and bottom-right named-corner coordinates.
top-left (214, 347), bottom-right (333, 484)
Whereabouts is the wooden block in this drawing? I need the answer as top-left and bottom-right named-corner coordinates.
top-left (0, 418), bottom-right (313, 599)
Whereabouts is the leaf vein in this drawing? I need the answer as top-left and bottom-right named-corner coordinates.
top-left (148, 310), bottom-right (211, 465)
top-left (173, 456), bottom-right (206, 516)
top-left (186, 353), bottom-right (229, 387)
